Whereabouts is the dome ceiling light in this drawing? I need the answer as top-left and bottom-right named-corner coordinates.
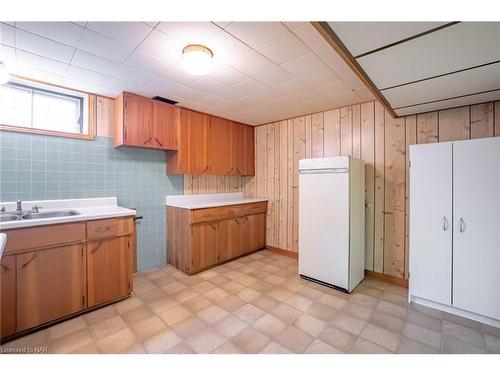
top-left (182, 44), bottom-right (213, 76)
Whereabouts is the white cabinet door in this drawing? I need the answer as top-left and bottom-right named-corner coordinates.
top-left (453, 137), bottom-right (500, 319)
top-left (409, 142), bottom-right (453, 305)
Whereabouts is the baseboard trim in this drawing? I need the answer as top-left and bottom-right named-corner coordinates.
top-left (266, 246), bottom-right (298, 259)
top-left (365, 270), bottom-right (408, 288)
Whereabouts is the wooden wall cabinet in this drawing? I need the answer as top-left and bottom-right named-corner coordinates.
top-left (167, 201), bottom-right (267, 274)
top-left (114, 92), bottom-right (178, 150)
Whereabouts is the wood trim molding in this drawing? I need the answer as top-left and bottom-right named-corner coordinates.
top-left (365, 270), bottom-right (408, 288)
top-left (310, 21), bottom-right (398, 119)
top-left (266, 246), bottom-right (298, 259)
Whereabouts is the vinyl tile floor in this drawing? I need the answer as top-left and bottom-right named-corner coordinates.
top-left (2, 250), bottom-right (500, 354)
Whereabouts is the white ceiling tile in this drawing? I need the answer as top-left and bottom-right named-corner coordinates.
top-left (71, 50), bottom-right (120, 75)
top-left (16, 50), bottom-right (68, 75)
top-left (112, 64), bottom-right (155, 86)
top-left (207, 60), bottom-right (247, 85)
top-left (329, 61), bottom-right (365, 90)
top-left (12, 65), bottom-right (65, 85)
top-left (86, 22), bottom-right (153, 46)
top-left (161, 62), bottom-right (201, 86)
top-left (225, 22), bottom-right (289, 49)
top-left (231, 78), bottom-right (269, 95)
top-left (1, 23), bottom-right (16, 47)
top-left (211, 84), bottom-right (245, 101)
top-left (0, 44), bottom-right (16, 66)
top-left (156, 22), bottom-right (221, 44)
top-left (253, 64), bottom-right (293, 86)
top-left (123, 49), bottom-right (172, 75)
top-left (142, 76), bottom-right (189, 98)
top-left (282, 22), bottom-right (307, 30)
top-left (66, 65), bottom-right (110, 86)
top-left (16, 22), bottom-right (84, 47)
top-left (273, 78), bottom-right (318, 101)
top-left (16, 29), bottom-right (75, 63)
top-left (206, 30), bottom-right (252, 65)
top-left (197, 95), bottom-right (230, 108)
top-left (316, 81), bottom-right (361, 107)
top-left (72, 22), bottom-right (87, 28)
top-left (382, 62), bottom-right (500, 108)
top-left (230, 51), bottom-right (274, 76)
top-left (213, 22), bottom-right (232, 29)
top-left (358, 22), bottom-right (500, 89)
top-left (79, 29), bottom-right (136, 63)
top-left (176, 86), bottom-right (208, 101)
top-left (143, 22), bottom-right (159, 28)
top-left (328, 21), bottom-right (448, 56)
top-left (189, 77), bottom-right (225, 93)
top-left (138, 29), bottom-right (184, 63)
top-left (281, 52), bottom-right (340, 85)
top-left (63, 77), bottom-right (108, 94)
top-left (257, 32), bottom-right (308, 64)
top-left (353, 87), bottom-right (375, 101)
top-left (105, 76), bottom-right (141, 93)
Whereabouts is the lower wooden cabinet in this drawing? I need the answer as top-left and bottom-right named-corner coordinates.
top-left (87, 237), bottom-right (131, 308)
top-left (218, 218), bottom-right (243, 262)
top-left (192, 221), bottom-right (218, 271)
top-left (1, 255), bottom-right (16, 337)
top-left (243, 214), bottom-right (266, 253)
top-left (16, 244), bottom-right (86, 332)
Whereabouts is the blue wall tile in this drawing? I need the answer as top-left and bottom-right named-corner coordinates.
top-left (0, 131), bottom-right (184, 271)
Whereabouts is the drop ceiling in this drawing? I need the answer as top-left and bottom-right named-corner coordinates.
top-left (0, 21), bottom-right (373, 125)
top-left (326, 21), bottom-right (500, 116)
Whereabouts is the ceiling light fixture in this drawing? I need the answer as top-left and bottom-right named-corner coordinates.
top-left (0, 62), bottom-right (10, 85)
top-left (182, 44), bottom-right (213, 76)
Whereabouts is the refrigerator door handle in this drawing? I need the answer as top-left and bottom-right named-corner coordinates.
top-left (442, 216), bottom-right (449, 231)
top-left (299, 168), bottom-right (348, 174)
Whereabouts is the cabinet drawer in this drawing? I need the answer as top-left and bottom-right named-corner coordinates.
top-left (87, 219), bottom-right (118, 240)
top-left (239, 202), bottom-right (267, 217)
top-left (191, 202), bottom-right (268, 223)
top-left (3, 222), bottom-right (85, 254)
top-left (192, 207), bottom-right (219, 223)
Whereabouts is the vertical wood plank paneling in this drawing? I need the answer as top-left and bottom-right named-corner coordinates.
top-left (216, 175), bottom-right (225, 193)
top-left (292, 117), bottom-right (306, 253)
top-left (438, 107), bottom-right (470, 142)
top-left (416, 112), bottom-right (438, 144)
top-left (207, 176), bottom-right (217, 193)
top-left (266, 124), bottom-right (275, 246)
top-left (311, 113), bottom-right (324, 157)
top-left (404, 115), bottom-right (417, 279)
top-left (470, 103), bottom-right (494, 139)
top-left (384, 111), bottom-right (406, 278)
top-left (496, 101), bottom-right (500, 136)
top-left (352, 104), bottom-right (361, 159)
top-left (184, 175), bottom-right (193, 194)
top-left (361, 101), bottom-right (375, 271)
top-left (305, 115), bottom-right (312, 158)
top-left (255, 126), bottom-right (267, 197)
top-left (287, 120), bottom-right (294, 250)
top-left (279, 121), bottom-right (288, 250)
top-left (323, 109), bottom-right (341, 156)
top-left (373, 101), bottom-right (385, 273)
top-left (340, 106), bottom-right (353, 156)
top-left (274, 122), bottom-right (281, 248)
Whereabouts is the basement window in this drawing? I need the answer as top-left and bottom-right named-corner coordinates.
top-left (0, 78), bottom-right (93, 139)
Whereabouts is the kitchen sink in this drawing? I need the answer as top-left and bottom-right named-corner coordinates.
top-left (21, 210), bottom-right (81, 219)
top-left (0, 214), bottom-right (19, 222)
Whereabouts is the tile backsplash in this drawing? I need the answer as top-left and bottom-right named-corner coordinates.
top-left (0, 131), bottom-right (183, 271)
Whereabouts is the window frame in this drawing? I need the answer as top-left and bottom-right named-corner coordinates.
top-left (0, 76), bottom-right (96, 140)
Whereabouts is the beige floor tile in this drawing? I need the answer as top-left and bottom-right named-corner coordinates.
top-left (363, 278), bottom-right (389, 291)
top-left (234, 303), bottom-right (266, 324)
top-left (403, 322), bottom-right (442, 351)
top-left (129, 315), bottom-right (167, 340)
top-left (331, 312), bottom-right (367, 335)
top-left (442, 312), bottom-right (482, 330)
top-left (83, 305), bottom-right (118, 326)
top-left (484, 334), bottom-right (500, 353)
top-left (351, 338), bottom-right (392, 354)
top-left (186, 328), bottom-right (226, 353)
top-left (183, 295), bottom-right (212, 312)
top-left (259, 341), bottom-right (294, 354)
top-left (172, 316), bottom-right (208, 339)
top-left (305, 339), bottom-right (344, 354)
top-left (376, 300), bottom-right (407, 320)
top-left (158, 305), bottom-right (192, 326)
top-left (285, 294), bottom-right (314, 311)
top-left (162, 281), bottom-right (187, 294)
top-left (171, 288), bottom-right (200, 303)
top-left (294, 314), bottom-right (327, 337)
top-left (305, 302), bottom-right (338, 321)
top-left (237, 274), bottom-right (259, 286)
top-left (50, 328), bottom-right (93, 354)
top-left (48, 316), bottom-right (87, 341)
top-left (133, 279), bottom-right (156, 294)
top-left (205, 287), bottom-right (230, 302)
top-left (209, 275), bottom-right (230, 287)
top-left (220, 280), bottom-right (246, 294)
top-left (198, 269), bottom-right (218, 280)
top-left (442, 335), bottom-right (486, 354)
top-left (119, 343), bottom-right (146, 354)
top-left (442, 320), bottom-right (485, 348)
top-left (397, 336), bottom-right (439, 354)
top-left (214, 315), bottom-right (248, 338)
top-left (237, 287), bottom-right (261, 302)
top-left (342, 301), bottom-right (373, 320)
top-left (252, 295), bottom-right (279, 311)
top-left (231, 327), bottom-right (270, 353)
top-left (177, 275), bottom-right (203, 287)
top-left (114, 296), bottom-right (144, 315)
top-left (407, 309), bottom-right (442, 332)
top-left (253, 314), bottom-right (287, 337)
top-left (89, 315), bottom-right (127, 341)
top-left (369, 310), bottom-right (404, 334)
top-left (164, 342), bottom-right (196, 354)
top-left (3, 328), bottom-right (49, 350)
top-left (266, 287), bottom-right (293, 301)
top-left (212, 341), bottom-right (243, 354)
top-left (386, 284), bottom-right (408, 297)
top-left (409, 302), bottom-right (443, 319)
top-left (216, 295), bottom-right (247, 312)
top-left (271, 303), bottom-right (303, 324)
top-left (354, 285), bottom-right (384, 298)
top-left (318, 294), bottom-right (347, 310)
top-left (143, 329), bottom-right (183, 353)
top-left (251, 280), bottom-right (275, 293)
top-left (121, 305), bottom-right (155, 324)
top-left (276, 325), bottom-right (314, 353)
top-left (360, 323), bottom-right (400, 351)
top-left (319, 326), bottom-right (357, 353)
top-left (350, 293), bottom-right (379, 308)
top-left (95, 327), bottom-right (137, 353)
top-left (197, 305), bottom-right (229, 324)
top-left (71, 343), bottom-right (99, 354)
top-left (282, 280), bottom-right (304, 293)
top-left (381, 291), bottom-right (408, 307)
top-left (139, 288), bottom-right (167, 303)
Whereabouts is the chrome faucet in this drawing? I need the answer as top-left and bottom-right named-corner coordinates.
top-left (16, 200), bottom-right (23, 215)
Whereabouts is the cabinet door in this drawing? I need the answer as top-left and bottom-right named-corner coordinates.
top-left (188, 110), bottom-right (211, 174)
top-left (153, 101), bottom-right (178, 150)
top-left (87, 237), bottom-right (131, 308)
top-left (231, 123), bottom-right (255, 176)
top-left (16, 245), bottom-right (86, 332)
top-left (453, 137), bottom-right (500, 319)
top-left (123, 93), bottom-right (154, 147)
top-left (210, 116), bottom-right (232, 175)
top-left (218, 218), bottom-right (243, 262)
top-left (409, 142), bottom-right (453, 305)
top-left (1, 255), bottom-right (16, 337)
top-left (244, 214), bottom-right (266, 254)
top-left (192, 221), bottom-right (218, 271)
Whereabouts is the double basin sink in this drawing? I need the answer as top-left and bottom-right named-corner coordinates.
top-left (0, 210), bottom-right (81, 222)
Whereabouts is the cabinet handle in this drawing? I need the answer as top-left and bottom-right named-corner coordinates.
top-left (1, 263), bottom-right (10, 271)
top-left (143, 137), bottom-right (152, 145)
top-left (154, 137), bottom-right (163, 147)
top-left (91, 241), bottom-right (104, 254)
top-left (209, 223), bottom-right (217, 231)
top-left (459, 217), bottom-right (466, 233)
top-left (234, 218), bottom-right (240, 225)
top-left (442, 216), bottom-right (449, 231)
top-left (94, 225), bottom-right (111, 233)
top-left (21, 254), bottom-right (36, 268)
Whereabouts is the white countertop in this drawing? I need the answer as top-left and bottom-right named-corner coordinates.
top-left (0, 233), bottom-right (6, 259)
top-left (165, 192), bottom-right (268, 209)
top-left (0, 197), bottom-right (136, 230)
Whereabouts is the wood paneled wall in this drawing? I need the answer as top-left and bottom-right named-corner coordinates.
top-left (183, 100), bottom-right (500, 280)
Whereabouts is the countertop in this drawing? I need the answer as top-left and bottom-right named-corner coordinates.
top-left (0, 197), bottom-right (136, 230)
top-left (165, 192), bottom-right (268, 209)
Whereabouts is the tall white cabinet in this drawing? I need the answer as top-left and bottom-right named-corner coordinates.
top-left (409, 137), bottom-right (500, 326)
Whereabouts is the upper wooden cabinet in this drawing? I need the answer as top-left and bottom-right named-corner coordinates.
top-left (114, 92), bottom-right (178, 150)
top-left (167, 111), bottom-right (255, 176)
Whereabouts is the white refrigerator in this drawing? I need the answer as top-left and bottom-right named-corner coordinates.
top-left (298, 156), bottom-right (365, 293)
